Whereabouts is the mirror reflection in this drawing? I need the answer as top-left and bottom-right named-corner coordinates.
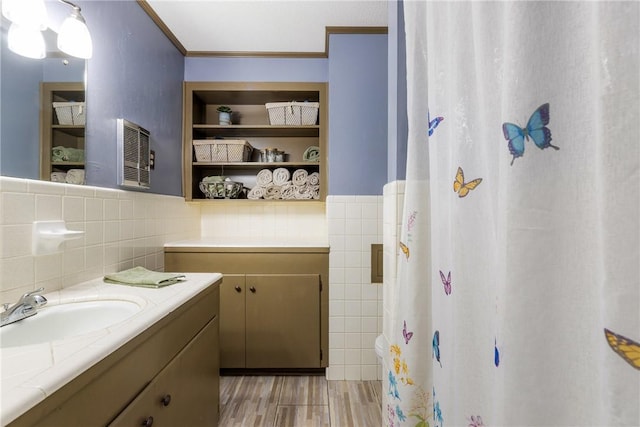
top-left (1, 7), bottom-right (86, 183)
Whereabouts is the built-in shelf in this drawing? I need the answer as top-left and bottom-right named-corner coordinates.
top-left (183, 82), bottom-right (327, 202)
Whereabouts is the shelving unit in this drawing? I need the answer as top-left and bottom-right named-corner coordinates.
top-left (39, 82), bottom-right (85, 182)
top-left (182, 82), bottom-right (327, 201)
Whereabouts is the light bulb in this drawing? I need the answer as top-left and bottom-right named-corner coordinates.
top-left (2, 0), bottom-right (48, 30)
top-left (7, 23), bottom-right (46, 59)
top-left (57, 13), bottom-right (93, 59)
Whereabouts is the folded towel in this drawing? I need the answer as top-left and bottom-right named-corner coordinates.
top-left (66, 169), bottom-right (85, 185)
top-left (303, 146), bottom-right (320, 162)
top-left (256, 169), bottom-right (273, 187)
top-left (272, 167), bottom-right (290, 186)
top-left (308, 172), bottom-right (320, 186)
top-left (51, 172), bottom-right (67, 182)
top-left (52, 146), bottom-right (84, 162)
top-left (264, 184), bottom-right (282, 200)
top-left (104, 266), bottom-right (185, 288)
top-left (292, 169), bottom-right (308, 186)
top-left (247, 186), bottom-right (266, 200)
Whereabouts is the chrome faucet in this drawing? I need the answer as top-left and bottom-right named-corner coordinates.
top-left (1, 288), bottom-right (48, 327)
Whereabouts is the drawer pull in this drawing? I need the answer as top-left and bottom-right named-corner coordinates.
top-left (234, 286), bottom-right (242, 293)
top-left (249, 286), bottom-right (256, 293)
top-left (161, 394), bottom-right (172, 406)
top-left (141, 416), bottom-right (154, 426)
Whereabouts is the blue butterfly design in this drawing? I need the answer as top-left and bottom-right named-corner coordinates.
top-left (432, 330), bottom-right (442, 367)
top-left (428, 111), bottom-right (444, 136)
top-left (502, 103), bottom-right (559, 165)
top-left (388, 371), bottom-right (400, 400)
top-left (396, 405), bottom-right (407, 422)
top-left (494, 338), bottom-right (500, 367)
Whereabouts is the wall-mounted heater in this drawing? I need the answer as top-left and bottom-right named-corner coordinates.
top-left (117, 118), bottom-right (150, 189)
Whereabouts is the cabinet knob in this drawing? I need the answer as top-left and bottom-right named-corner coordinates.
top-left (249, 286), bottom-right (256, 293)
top-left (161, 394), bottom-right (172, 406)
top-left (141, 416), bottom-right (154, 426)
top-left (234, 286), bottom-right (242, 293)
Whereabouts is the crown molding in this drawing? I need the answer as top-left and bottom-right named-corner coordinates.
top-left (137, 1), bottom-right (387, 59)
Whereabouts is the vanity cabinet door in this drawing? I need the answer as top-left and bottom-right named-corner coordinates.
top-left (109, 316), bottom-right (219, 427)
top-left (220, 274), bottom-right (246, 368)
top-left (245, 274), bottom-right (320, 368)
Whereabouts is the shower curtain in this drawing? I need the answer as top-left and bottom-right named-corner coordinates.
top-left (386, 1), bottom-right (639, 426)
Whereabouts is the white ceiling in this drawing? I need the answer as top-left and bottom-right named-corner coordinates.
top-left (144, 0), bottom-right (388, 55)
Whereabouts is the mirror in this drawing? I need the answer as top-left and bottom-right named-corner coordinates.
top-left (0, 9), bottom-right (86, 182)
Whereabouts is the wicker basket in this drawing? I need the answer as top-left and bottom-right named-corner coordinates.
top-left (53, 102), bottom-right (85, 125)
top-left (265, 101), bottom-right (319, 126)
top-left (193, 140), bottom-right (252, 162)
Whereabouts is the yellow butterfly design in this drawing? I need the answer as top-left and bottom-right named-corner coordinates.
top-left (390, 344), bottom-right (402, 357)
top-left (400, 376), bottom-right (414, 386)
top-left (604, 328), bottom-right (640, 370)
top-left (453, 167), bottom-right (482, 198)
top-left (399, 241), bottom-right (410, 259)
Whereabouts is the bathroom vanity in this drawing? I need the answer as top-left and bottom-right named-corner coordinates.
top-left (2, 273), bottom-right (221, 427)
top-left (164, 238), bottom-right (329, 371)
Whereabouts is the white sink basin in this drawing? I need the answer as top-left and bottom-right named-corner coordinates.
top-left (0, 299), bottom-right (142, 348)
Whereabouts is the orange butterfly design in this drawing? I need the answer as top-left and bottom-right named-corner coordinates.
top-left (604, 328), bottom-right (640, 370)
top-left (399, 241), bottom-right (410, 259)
top-left (453, 167), bottom-right (482, 198)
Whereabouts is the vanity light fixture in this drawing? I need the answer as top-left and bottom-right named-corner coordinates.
top-left (2, 0), bottom-right (48, 30)
top-left (7, 22), bottom-right (46, 59)
top-left (3, 0), bottom-right (48, 59)
top-left (57, 0), bottom-right (93, 59)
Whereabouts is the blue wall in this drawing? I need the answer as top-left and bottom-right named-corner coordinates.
top-left (82, 1), bottom-right (184, 195)
top-left (185, 33), bottom-right (388, 196)
top-left (0, 43), bottom-right (43, 179)
top-left (328, 34), bottom-right (388, 195)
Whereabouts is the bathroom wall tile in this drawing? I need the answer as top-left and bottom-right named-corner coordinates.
top-left (85, 198), bottom-right (103, 221)
top-left (35, 253), bottom-right (63, 284)
top-left (1, 192), bottom-right (35, 225)
top-left (0, 225), bottom-right (31, 258)
top-left (63, 196), bottom-right (85, 222)
top-left (1, 256), bottom-right (35, 289)
top-left (35, 194), bottom-right (62, 221)
top-left (345, 348), bottom-right (360, 364)
top-left (0, 177), bottom-right (201, 305)
top-left (344, 365), bottom-right (362, 380)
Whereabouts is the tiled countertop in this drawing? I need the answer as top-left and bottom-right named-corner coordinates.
top-left (0, 273), bottom-right (222, 426)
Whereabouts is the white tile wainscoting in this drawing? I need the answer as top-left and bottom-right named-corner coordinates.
top-left (0, 176), bottom-right (406, 382)
top-left (0, 177), bottom-right (201, 304)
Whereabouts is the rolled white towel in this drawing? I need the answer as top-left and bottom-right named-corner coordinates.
top-left (309, 185), bottom-right (320, 199)
top-left (264, 184), bottom-right (282, 200)
top-left (65, 169), bottom-right (85, 185)
top-left (294, 183), bottom-right (313, 199)
top-left (51, 172), bottom-right (67, 182)
top-left (308, 172), bottom-right (320, 186)
top-left (292, 169), bottom-right (308, 186)
top-left (272, 168), bottom-right (290, 186)
top-left (256, 169), bottom-right (273, 187)
top-left (247, 186), bottom-right (265, 200)
top-left (280, 182), bottom-right (296, 200)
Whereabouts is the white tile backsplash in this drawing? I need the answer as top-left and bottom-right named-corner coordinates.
top-left (0, 177), bottom-right (200, 301)
top-left (0, 177), bottom-right (397, 382)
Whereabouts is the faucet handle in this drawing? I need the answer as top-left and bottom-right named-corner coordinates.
top-left (20, 287), bottom-right (45, 300)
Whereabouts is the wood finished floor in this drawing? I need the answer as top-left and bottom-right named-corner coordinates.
top-left (219, 376), bottom-right (382, 427)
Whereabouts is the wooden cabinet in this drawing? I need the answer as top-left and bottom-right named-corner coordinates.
top-left (8, 282), bottom-right (220, 427)
top-left (40, 82), bottom-right (85, 182)
top-left (221, 274), bottom-right (320, 369)
top-left (109, 317), bottom-right (219, 427)
top-left (182, 82), bottom-right (327, 202)
top-left (165, 247), bottom-right (329, 370)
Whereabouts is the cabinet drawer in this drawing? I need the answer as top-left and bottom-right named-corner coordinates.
top-left (109, 316), bottom-right (219, 427)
